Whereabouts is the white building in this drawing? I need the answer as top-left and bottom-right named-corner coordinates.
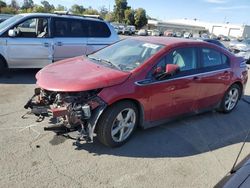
top-left (148, 19), bottom-right (250, 38)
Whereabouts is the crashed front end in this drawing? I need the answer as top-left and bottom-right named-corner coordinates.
top-left (24, 88), bottom-right (106, 142)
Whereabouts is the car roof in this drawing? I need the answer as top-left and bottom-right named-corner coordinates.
top-left (19, 13), bottom-right (104, 22)
top-left (133, 36), bottom-right (205, 46)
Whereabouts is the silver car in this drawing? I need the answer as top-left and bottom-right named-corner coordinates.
top-left (0, 13), bottom-right (119, 73)
top-left (229, 38), bottom-right (250, 62)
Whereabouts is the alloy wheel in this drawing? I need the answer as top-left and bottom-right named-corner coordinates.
top-left (111, 108), bottom-right (136, 142)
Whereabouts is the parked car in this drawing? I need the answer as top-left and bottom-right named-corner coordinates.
top-left (164, 30), bottom-right (174, 37)
top-left (174, 32), bottom-right (182, 38)
top-left (183, 32), bottom-right (192, 38)
top-left (0, 13), bottom-right (119, 74)
top-left (122, 25), bottom-right (135, 35)
top-left (137, 29), bottom-right (147, 36)
top-left (229, 38), bottom-right (250, 63)
top-left (219, 35), bottom-right (231, 41)
top-left (25, 37), bottom-right (248, 147)
top-left (151, 29), bottom-right (160, 36)
top-left (197, 38), bottom-right (227, 49)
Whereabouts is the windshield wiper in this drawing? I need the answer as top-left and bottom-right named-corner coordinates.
top-left (100, 59), bottom-right (120, 70)
top-left (87, 55), bottom-right (120, 70)
top-left (87, 55), bottom-right (101, 62)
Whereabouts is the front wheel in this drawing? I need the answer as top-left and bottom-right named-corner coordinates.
top-left (218, 84), bottom-right (241, 113)
top-left (96, 101), bottom-right (138, 147)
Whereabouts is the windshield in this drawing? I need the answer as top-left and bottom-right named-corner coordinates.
top-left (0, 15), bottom-right (23, 32)
top-left (88, 39), bottom-right (164, 71)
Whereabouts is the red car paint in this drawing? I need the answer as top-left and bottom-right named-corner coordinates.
top-left (36, 56), bottom-right (131, 92)
top-left (36, 37), bottom-right (248, 127)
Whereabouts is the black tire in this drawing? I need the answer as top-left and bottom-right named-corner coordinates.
top-left (218, 84), bottom-right (241, 113)
top-left (0, 57), bottom-right (7, 76)
top-left (96, 101), bottom-right (139, 147)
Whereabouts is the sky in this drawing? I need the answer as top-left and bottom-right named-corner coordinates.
top-left (8, 0), bottom-right (250, 24)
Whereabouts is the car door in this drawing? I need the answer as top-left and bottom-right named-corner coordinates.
top-left (195, 47), bottom-right (231, 110)
top-left (148, 47), bottom-right (200, 122)
top-left (6, 17), bottom-right (53, 68)
top-left (52, 18), bottom-right (88, 62)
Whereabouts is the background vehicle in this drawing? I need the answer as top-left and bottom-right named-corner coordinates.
top-left (151, 29), bottom-right (160, 36)
top-left (197, 38), bottom-right (227, 49)
top-left (137, 29), bottom-right (148, 36)
top-left (25, 37), bottom-right (248, 147)
top-left (183, 32), bottom-right (192, 38)
top-left (0, 13), bottom-right (119, 73)
top-left (229, 38), bottom-right (250, 63)
top-left (122, 25), bottom-right (135, 35)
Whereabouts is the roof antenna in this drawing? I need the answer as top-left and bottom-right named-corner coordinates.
top-left (230, 127), bottom-right (250, 174)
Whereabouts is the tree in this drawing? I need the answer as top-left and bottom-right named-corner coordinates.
top-left (134, 8), bottom-right (147, 29)
top-left (0, 1), bottom-right (7, 8)
top-left (114, 0), bottom-right (128, 23)
top-left (124, 8), bottom-right (135, 25)
top-left (70, 4), bottom-right (85, 15)
top-left (83, 7), bottom-right (99, 15)
top-left (56, 4), bottom-right (66, 11)
top-left (22, 0), bottom-right (34, 9)
top-left (41, 1), bottom-right (54, 12)
top-left (99, 6), bottom-right (108, 19)
top-left (10, 0), bottom-right (19, 10)
top-left (104, 12), bottom-right (114, 22)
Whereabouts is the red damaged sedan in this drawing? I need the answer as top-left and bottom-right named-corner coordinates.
top-left (25, 37), bottom-right (248, 147)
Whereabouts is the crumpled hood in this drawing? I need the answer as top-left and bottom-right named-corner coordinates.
top-left (36, 56), bottom-right (131, 92)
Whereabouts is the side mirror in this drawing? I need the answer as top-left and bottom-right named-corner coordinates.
top-left (8, 29), bottom-right (16, 37)
top-left (165, 64), bottom-right (180, 75)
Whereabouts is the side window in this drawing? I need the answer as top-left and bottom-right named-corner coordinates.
top-left (88, 21), bottom-right (111, 38)
top-left (161, 47), bottom-right (197, 71)
top-left (54, 19), bottom-right (88, 37)
top-left (201, 48), bottom-right (229, 68)
top-left (54, 19), bottom-right (68, 37)
top-left (70, 20), bottom-right (88, 37)
top-left (153, 47), bottom-right (198, 80)
top-left (14, 17), bottom-right (48, 38)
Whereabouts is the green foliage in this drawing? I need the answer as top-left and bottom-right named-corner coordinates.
top-left (56, 4), bottom-right (67, 11)
top-left (83, 7), bottom-right (99, 15)
top-left (1, 7), bottom-right (16, 14)
top-left (135, 8), bottom-right (147, 29)
top-left (114, 0), bottom-right (128, 23)
top-left (22, 0), bottom-right (34, 9)
top-left (70, 4), bottom-right (85, 15)
top-left (0, 0), bottom-right (148, 29)
top-left (124, 8), bottom-right (134, 25)
top-left (105, 12), bottom-right (114, 22)
top-left (41, 1), bottom-right (54, 12)
top-left (0, 1), bottom-right (7, 8)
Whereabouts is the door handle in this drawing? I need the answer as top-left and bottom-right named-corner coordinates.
top-left (56, 42), bottom-right (63, 46)
top-left (44, 42), bottom-right (50, 47)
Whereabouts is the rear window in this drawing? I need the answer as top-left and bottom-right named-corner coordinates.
top-left (88, 21), bottom-right (111, 38)
top-left (202, 48), bottom-right (229, 68)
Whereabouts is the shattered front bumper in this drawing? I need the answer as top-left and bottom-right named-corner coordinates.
top-left (23, 88), bottom-right (107, 143)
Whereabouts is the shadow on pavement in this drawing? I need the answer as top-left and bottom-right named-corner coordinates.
top-left (74, 98), bottom-right (250, 158)
top-left (0, 69), bottom-right (39, 84)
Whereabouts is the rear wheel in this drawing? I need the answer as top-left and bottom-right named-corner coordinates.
top-left (218, 84), bottom-right (241, 113)
top-left (96, 101), bottom-right (138, 147)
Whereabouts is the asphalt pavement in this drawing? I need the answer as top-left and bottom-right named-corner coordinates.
top-left (0, 69), bottom-right (250, 188)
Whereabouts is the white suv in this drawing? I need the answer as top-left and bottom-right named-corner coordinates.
top-left (0, 13), bottom-right (119, 73)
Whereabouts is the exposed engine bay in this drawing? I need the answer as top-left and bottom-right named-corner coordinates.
top-left (23, 88), bottom-right (106, 142)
